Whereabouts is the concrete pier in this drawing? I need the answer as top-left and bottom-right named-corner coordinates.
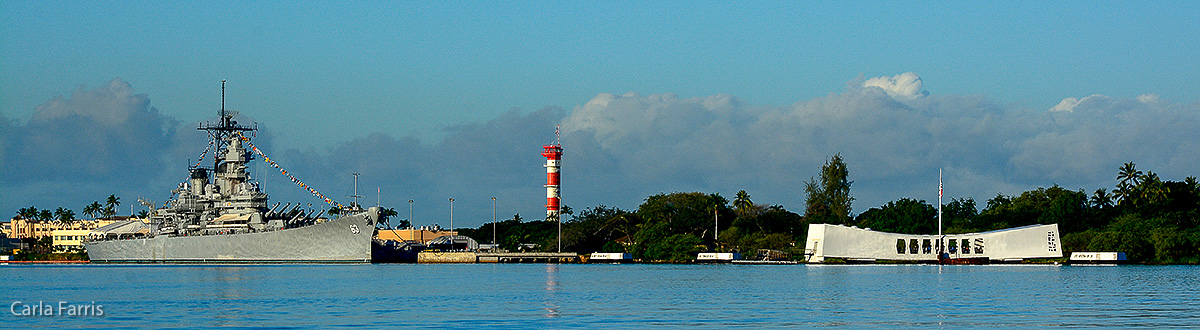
top-left (417, 251), bottom-right (579, 263)
top-left (477, 252), bottom-right (578, 263)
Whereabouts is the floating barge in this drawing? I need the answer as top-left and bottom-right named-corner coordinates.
top-left (696, 252), bottom-right (742, 263)
top-left (587, 252), bottom-right (633, 263)
top-left (1069, 252), bottom-right (1126, 264)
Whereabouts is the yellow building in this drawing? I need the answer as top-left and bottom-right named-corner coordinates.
top-left (375, 228), bottom-right (456, 244)
top-left (7, 217), bottom-right (139, 240)
top-left (51, 229), bottom-right (91, 252)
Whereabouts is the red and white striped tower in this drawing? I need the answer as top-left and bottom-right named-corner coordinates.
top-left (542, 126), bottom-right (564, 221)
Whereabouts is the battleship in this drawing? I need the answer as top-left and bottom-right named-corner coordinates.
top-left (83, 81), bottom-right (379, 262)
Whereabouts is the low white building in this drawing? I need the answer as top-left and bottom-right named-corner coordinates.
top-left (804, 223), bottom-right (1062, 263)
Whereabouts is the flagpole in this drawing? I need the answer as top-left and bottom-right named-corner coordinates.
top-left (938, 169), bottom-right (944, 256)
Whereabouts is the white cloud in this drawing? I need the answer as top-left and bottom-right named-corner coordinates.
top-left (5, 75), bottom-right (1199, 225)
top-left (1, 78), bottom-right (195, 214)
top-left (30, 78), bottom-right (150, 126)
top-left (559, 74), bottom-right (1200, 213)
top-left (862, 72), bottom-right (928, 99)
top-left (1050, 94), bottom-right (1108, 112)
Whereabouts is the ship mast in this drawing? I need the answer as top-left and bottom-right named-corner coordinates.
top-left (199, 80), bottom-right (257, 168)
top-left (195, 80), bottom-right (259, 204)
top-left (350, 172), bottom-right (363, 210)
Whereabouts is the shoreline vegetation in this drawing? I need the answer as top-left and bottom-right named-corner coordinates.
top-left (10, 252), bottom-right (88, 262)
top-left (460, 158), bottom-right (1199, 265)
top-left (6, 158), bottom-right (1199, 264)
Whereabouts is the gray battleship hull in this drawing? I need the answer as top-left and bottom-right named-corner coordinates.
top-left (84, 212), bottom-right (375, 263)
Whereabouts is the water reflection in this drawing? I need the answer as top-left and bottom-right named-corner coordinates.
top-left (7, 264), bottom-right (1200, 328)
top-left (543, 264), bottom-right (560, 318)
top-left (202, 266), bottom-right (253, 327)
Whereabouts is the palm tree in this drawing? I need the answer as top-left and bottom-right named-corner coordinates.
top-left (1090, 188), bottom-right (1112, 209)
top-left (83, 201), bottom-right (102, 220)
top-left (733, 190), bottom-right (753, 218)
top-left (1115, 162), bottom-right (1145, 206)
top-left (1141, 171), bottom-right (1167, 205)
top-left (17, 206), bottom-right (38, 220)
top-left (55, 208), bottom-right (77, 227)
top-left (1117, 162), bottom-right (1143, 187)
top-left (37, 209), bottom-right (53, 223)
top-left (379, 208), bottom-right (398, 229)
top-left (103, 195), bottom-right (121, 218)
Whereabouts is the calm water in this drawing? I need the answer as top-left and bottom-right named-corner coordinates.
top-left (2, 263), bottom-right (1198, 328)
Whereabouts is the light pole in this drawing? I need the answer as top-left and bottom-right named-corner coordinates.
top-left (491, 197), bottom-right (497, 247)
top-left (408, 199), bottom-right (413, 242)
top-left (448, 198), bottom-right (454, 235)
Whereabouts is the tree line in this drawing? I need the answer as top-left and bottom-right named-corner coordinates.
top-left (6, 195), bottom-right (128, 256)
top-left (459, 156), bottom-right (1199, 264)
top-left (852, 162), bottom-right (1199, 264)
top-left (11, 194), bottom-right (141, 227)
top-left (458, 156), bottom-right (853, 262)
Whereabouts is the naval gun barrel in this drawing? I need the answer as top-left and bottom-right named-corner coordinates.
top-left (269, 202), bottom-right (291, 218)
top-left (287, 204), bottom-right (302, 216)
top-left (266, 202), bottom-right (282, 217)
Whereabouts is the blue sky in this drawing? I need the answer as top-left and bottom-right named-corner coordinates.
top-left (3, 2), bottom-right (1199, 227)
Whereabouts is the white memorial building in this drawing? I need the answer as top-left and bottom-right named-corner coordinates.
top-left (804, 223), bottom-right (1063, 263)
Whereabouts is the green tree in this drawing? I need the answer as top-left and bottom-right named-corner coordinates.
top-left (16, 206), bottom-right (39, 220)
top-left (1115, 162), bottom-right (1143, 206)
top-left (1091, 188), bottom-right (1113, 209)
top-left (559, 205), bottom-right (636, 254)
top-left (943, 198), bottom-right (979, 233)
top-left (804, 153), bottom-right (854, 225)
top-left (731, 206), bottom-right (804, 236)
top-left (978, 186), bottom-right (1088, 232)
top-left (637, 192), bottom-right (732, 238)
top-left (32, 236), bottom-right (54, 254)
top-left (457, 213), bottom-right (557, 251)
top-left (855, 198), bottom-right (937, 234)
top-left (103, 195), bottom-right (121, 218)
top-left (37, 209), bottom-right (53, 223)
top-left (630, 222), bottom-right (702, 262)
top-left (83, 202), bottom-right (103, 220)
top-left (378, 208), bottom-right (399, 229)
top-left (54, 207), bottom-right (76, 227)
top-left (733, 190), bottom-right (754, 218)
